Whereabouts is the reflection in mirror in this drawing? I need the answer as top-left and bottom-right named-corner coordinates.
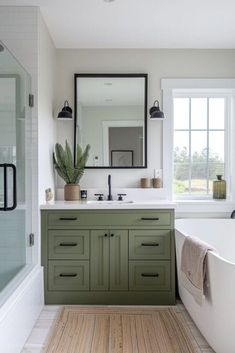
top-left (74, 74), bottom-right (147, 168)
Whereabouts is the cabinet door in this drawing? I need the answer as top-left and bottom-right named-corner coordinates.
top-left (90, 230), bottom-right (109, 291)
top-left (110, 230), bottom-right (128, 291)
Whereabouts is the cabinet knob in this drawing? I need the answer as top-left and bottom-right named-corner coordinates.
top-left (110, 233), bottom-right (114, 237)
top-left (104, 233), bottom-right (108, 237)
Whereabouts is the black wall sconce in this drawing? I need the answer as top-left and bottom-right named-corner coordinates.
top-left (149, 100), bottom-right (164, 119)
top-left (57, 100), bottom-right (72, 120)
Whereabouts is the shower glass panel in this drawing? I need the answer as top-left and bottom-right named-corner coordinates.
top-left (0, 41), bottom-right (33, 304)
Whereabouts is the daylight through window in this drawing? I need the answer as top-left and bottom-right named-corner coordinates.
top-left (173, 96), bottom-right (227, 196)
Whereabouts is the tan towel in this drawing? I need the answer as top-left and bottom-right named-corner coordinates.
top-left (180, 235), bottom-right (216, 305)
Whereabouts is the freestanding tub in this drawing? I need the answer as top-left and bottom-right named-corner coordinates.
top-left (175, 218), bottom-right (235, 353)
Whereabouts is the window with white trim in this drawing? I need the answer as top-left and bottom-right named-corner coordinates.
top-left (161, 79), bottom-right (235, 201)
top-left (173, 93), bottom-right (229, 198)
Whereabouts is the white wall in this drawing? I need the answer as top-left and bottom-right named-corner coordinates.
top-left (55, 49), bottom-right (235, 189)
top-left (38, 13), bottom-right (56, 204)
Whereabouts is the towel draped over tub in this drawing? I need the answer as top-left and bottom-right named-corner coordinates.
top-left (180, 235), bottom-right (216, 305)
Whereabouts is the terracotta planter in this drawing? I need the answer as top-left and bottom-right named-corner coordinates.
top-left (64, 184), bottom-right (80, 201)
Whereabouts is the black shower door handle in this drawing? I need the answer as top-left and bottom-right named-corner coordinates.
top-left (0, 163), bottom-right (17, 211)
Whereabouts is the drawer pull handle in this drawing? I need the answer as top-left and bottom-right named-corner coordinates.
top-left (141, 242), bottom-right (159, 247)
top-left (59, 217), bottom-right (78, 221)
top-left (141, 273), bottom-right (159, 277)
top-left (141, 217), bottom-right (159, 221)
top-left (59, 242), bottom-right (78, 247)
top-left (59, 273), bottom-right (77, 277)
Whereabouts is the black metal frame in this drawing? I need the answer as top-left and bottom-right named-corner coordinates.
top-left (74, 73), bottom-right (148, 169)
top-left (0, 163), bottom-right (17, 211)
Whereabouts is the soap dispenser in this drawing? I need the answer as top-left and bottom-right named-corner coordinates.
top-left (213, 175), bottom-right (226, 199)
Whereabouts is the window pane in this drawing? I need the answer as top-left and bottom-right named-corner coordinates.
top-left (191, 163), bottom-right (207, 194)
top-left (174, 131), bottom-right (189, 163)
top-left (208, 131), bottom-right (225, 191)
top-left (209, 98), bottom-right (225, 129)
top-left (191, 131), bottom-right (207, 159)
top-left (173, 163), bottom-right (189, 194)
top-left (174, 131), bottom-right (189, 194)
top-left (191, 132), bottom-right (208, 194)
top-left (209, 131), bottom-right (224, 161)
top-left (174, 98), bottom-right (189, 129)
top-left (191, 98), bottom-right (207, 130)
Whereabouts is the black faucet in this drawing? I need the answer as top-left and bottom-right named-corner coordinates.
top-left (107, 174), bottom-right (112, 200)
top-left (231, 210), bottom-right (235, 218)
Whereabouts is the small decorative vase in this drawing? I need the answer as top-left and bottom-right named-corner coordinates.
top-left (213, 175), bottom-right (226, 199)
top-left (64, 184), bottom-right (80, 201)
top-left (152, 177), bottom-right (161, 188)
top-left (140, 178), bottom-right (152, 188)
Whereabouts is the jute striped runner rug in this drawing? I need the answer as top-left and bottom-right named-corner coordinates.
top-left (44, 306), bottom-right (198, 353)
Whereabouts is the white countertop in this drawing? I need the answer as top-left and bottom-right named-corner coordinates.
top-left (40, 200), bottom-right (176, 210)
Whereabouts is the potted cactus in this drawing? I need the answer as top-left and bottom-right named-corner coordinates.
top-left (53, 140), bottom-right (90, 201)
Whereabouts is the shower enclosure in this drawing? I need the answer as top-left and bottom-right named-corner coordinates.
top-left (0, 41), bottom-right (33, 306)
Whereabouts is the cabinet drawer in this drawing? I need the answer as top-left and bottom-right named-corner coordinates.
top-left (129, 261), bottom-right (171, 291)
top-left (48, 260), bottom-right (89, 291)
top-left (129, 230), bottom-right (171, 260)
top-left (48, 230), bottom-right (89, 260)
top-left (47, 211), bottom-right (172, 227)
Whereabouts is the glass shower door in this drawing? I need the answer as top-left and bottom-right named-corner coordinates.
top-left (0, 41), bottom-right (33, 303)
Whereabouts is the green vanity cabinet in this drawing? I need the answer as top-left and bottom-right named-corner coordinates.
top-left (90, 230), bottom-right (128, 291)
top-left (41, 209), bottom-right (175, 305)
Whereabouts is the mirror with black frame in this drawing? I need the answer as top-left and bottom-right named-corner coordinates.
top-left (74, 73), bottom-right (147, 168)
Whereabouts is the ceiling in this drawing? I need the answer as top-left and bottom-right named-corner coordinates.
top-left (1, 0), bottom-right (235, 48)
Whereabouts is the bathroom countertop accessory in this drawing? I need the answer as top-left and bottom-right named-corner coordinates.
top-left (53, 141), bottom-right (90, 201)
top-left (213, 175), bottom-right (226, 199)
top-left (45, 188), bottom-right (53, 202)
top-left (140, 178), bottom-right (151, 188)
top-left (80, 190), bottom-right (87, 200)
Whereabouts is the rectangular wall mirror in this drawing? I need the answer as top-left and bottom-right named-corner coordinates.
top-left (74, 73), bottom-right (147, 168)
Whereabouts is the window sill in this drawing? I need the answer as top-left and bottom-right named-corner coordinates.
top-left (175, 199), bottom-right (235, 214)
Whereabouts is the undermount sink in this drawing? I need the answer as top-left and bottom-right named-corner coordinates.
top-left (86, 200), bottom-right (134, 204)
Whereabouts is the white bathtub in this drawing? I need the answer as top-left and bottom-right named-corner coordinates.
top-left (175, 218), bottom-right (235, 353)
top-left (0, 265), bottom-right (43, 353)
